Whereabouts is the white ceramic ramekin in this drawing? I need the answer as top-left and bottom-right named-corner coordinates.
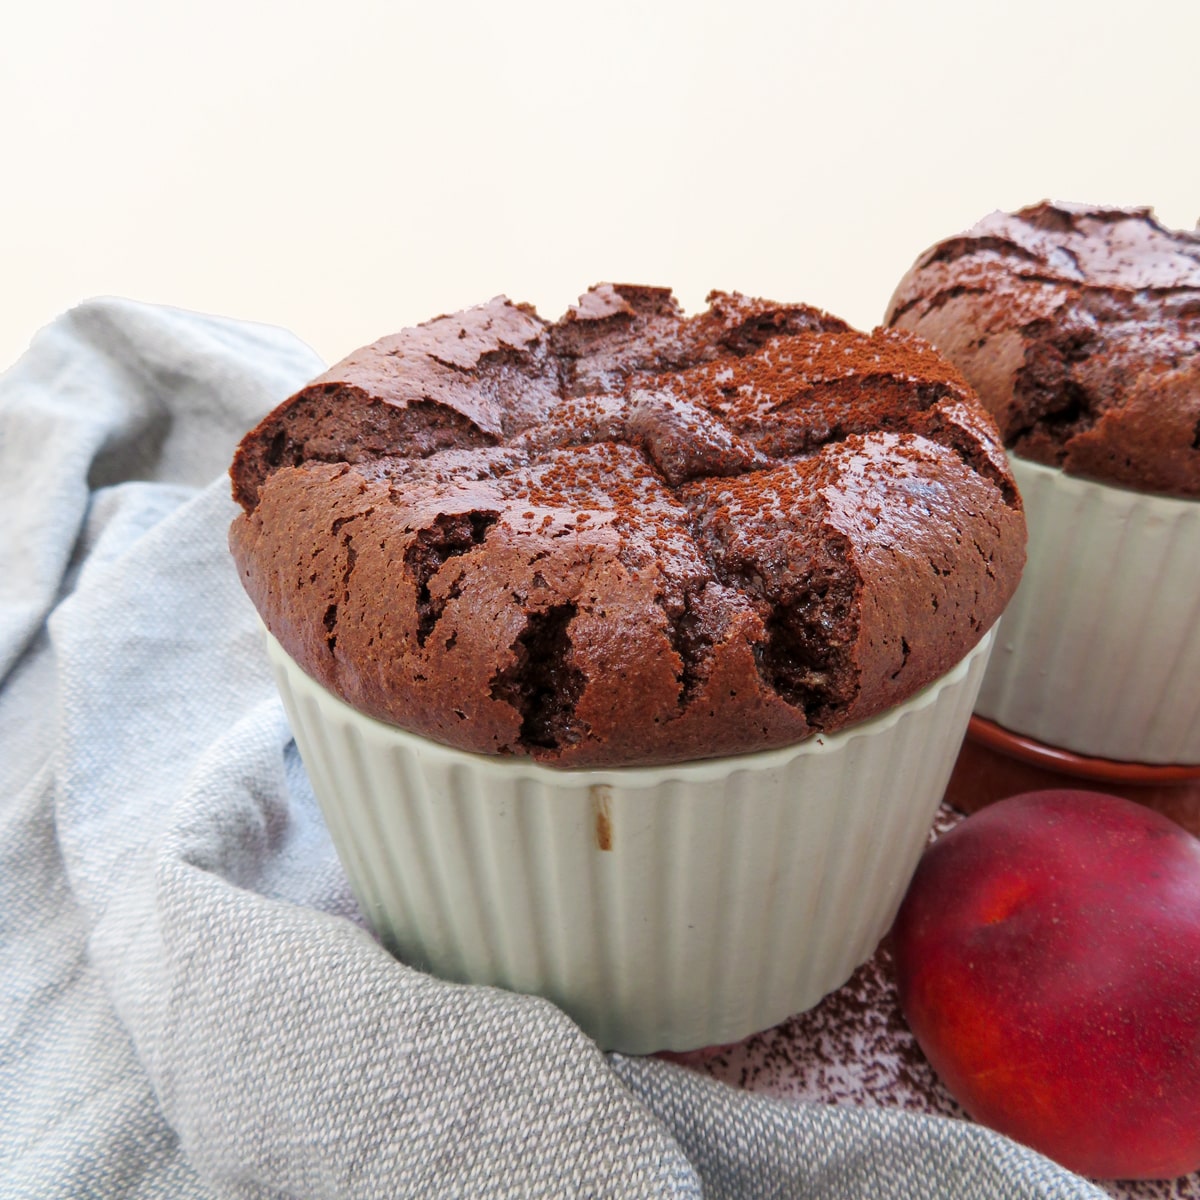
top-left (267, 627), bottom-right (995, 1054)
top-left (975, 456), bottom-right (1200, 765)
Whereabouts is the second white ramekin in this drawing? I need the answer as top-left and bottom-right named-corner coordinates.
top-left (268, 627), bottom-right (994, 1054)
top-left (975, 456), bottom-right (1200, 765)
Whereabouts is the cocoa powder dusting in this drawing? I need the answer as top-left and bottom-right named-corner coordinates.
top-left (230, 284), bottom-right (1026, 766)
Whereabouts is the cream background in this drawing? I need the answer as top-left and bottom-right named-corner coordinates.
top-left (3, 0), bottom-right (1198, 373)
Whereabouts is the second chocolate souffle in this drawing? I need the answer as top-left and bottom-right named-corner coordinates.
top-left (888, 202), bottom-right (1200, 796)
top-left (888, 201), bottom-right (1200, 499)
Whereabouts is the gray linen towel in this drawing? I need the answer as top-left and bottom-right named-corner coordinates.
top-left (0, 299), bottom-right (1106, 1199)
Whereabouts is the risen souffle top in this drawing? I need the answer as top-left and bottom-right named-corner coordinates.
top-left (230, 285), bottom-right (1026, 767)
top-left (887, 202), bottom-right (1200, 498)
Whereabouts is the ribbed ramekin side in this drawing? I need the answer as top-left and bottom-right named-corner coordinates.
top-left (976, 459), bottom-right (1200, 763)
top-left (266, 628), bottom-right (991, 1052)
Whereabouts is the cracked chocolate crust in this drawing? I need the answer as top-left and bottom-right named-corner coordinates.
top-left (230, 285), bottom-right (1026, 766)
top-left (886, 202), bottom-right (1200, 498)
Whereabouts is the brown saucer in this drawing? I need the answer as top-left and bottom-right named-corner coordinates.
top-left (944, 717), bottom-right (1200, 836)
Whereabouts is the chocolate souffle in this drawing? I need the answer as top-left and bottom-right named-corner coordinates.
top-left (886, 202), bottom-right (1200, 498)
top-left (230, 286), bottom-right (1026, 767)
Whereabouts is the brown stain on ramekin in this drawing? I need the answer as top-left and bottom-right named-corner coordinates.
top-left (592, 784), bottom-right (613, 850)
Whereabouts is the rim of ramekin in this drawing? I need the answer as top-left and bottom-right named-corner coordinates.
top-left (968, 715), bottom-right (1200, 782)
top-left (265, 624), bottom-right (996, 786)
top-left (1009, 452), bottom-right (1200, 508)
